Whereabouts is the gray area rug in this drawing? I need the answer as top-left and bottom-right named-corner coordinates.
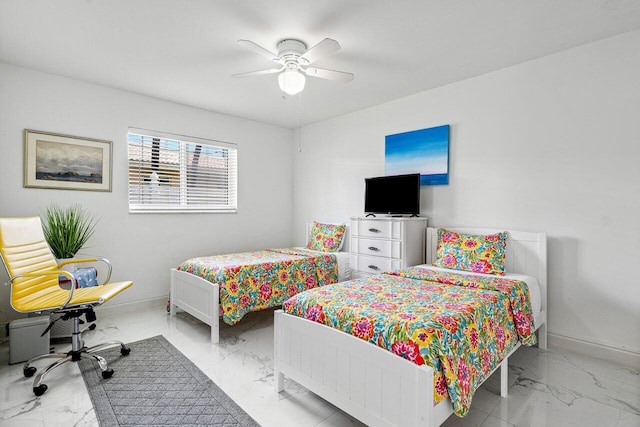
top-left (79, 335), bottom-right (260, 427)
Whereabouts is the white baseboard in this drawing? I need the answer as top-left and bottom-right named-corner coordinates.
top-left (95, 296), bottom-right (168, 318)
top-left (548, 332), bottom-right (639, 369)
top-left (0, 298), bottom-right (167, 343)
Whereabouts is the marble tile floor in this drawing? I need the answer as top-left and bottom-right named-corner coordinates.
top-left (0, 305), bottom-right (637, 427)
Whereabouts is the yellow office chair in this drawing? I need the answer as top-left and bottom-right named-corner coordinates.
top-left (0, 216), bottom-right (133, 396)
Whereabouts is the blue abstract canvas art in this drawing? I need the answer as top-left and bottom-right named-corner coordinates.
top-left (385, 124), bottom-right (450, 185)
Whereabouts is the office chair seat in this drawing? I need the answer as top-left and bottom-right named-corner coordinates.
top-left (0, 216), bottom-right (133, 396)
top-left (12, 281), bottom-right (133, 311)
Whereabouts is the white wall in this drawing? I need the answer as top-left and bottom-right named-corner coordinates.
top-left (0, 63), bottom-right (294, 319)
top-left (292, 30), bottom-right (640, 357)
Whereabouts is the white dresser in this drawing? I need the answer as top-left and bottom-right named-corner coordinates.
top-left (349, 217), bottom-right (428, 278)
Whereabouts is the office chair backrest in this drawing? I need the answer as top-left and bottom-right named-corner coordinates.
top-left (0, 216), bottom-right (59, 311)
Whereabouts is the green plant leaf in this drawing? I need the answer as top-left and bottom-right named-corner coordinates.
top-left (41, 204), bottom-right (99, 259)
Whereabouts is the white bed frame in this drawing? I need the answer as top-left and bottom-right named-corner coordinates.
top-left (274, 226), bottom-right (547, 427)
top-left (170, 268), bottom-right (221, 342)
top-left (169, 222), bottom-right (349, 344)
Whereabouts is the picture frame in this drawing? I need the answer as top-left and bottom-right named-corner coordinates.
top-left (385, 124), bottom-right (450, 186)
top-left (24, 130), bottom-right (112, 192)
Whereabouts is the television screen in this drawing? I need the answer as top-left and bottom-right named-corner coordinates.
top-left (364, 173), bottom-right (420, 216)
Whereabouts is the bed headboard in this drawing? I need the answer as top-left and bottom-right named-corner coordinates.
top-left (426, 227), bottom-right (547, 313)
top-left (305, 222), bottom-right (350, 252)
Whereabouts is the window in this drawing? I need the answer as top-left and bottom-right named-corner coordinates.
top-left (128, 128), bottom-right (237, 213)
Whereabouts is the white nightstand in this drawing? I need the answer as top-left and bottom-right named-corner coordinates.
top-left (349, 217), bottom-right (428, 278)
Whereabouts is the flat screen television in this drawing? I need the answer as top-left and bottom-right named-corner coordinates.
top-left (364, 173), bottom-right (421, 216)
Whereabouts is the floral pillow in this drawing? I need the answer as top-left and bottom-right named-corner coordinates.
top-left (306, 222), bottom-right (346, 252)
top-left (432, 229), bottom-right (508, 275)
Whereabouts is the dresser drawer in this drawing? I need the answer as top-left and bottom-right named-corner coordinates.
top-left (354, 220), bottom-right (393, 239)
top-left (351, 237), bottom-right (401, 259)
top-left (350, 255), bottom-right (401, 275)
top-left (350, 217), bottom-right (428, 276)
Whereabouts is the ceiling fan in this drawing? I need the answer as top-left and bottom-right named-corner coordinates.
top-left (232, 38), bottom-right (354, 95)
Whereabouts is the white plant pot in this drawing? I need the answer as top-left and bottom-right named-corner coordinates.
top-left (56, 257), bottom-right (76, 273)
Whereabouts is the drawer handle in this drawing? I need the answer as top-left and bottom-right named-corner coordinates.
top-left (368, 228), bottom-right (380, 233)
top-left (368, 246), bottom-right (379, 251)
top-left (367, 265), bottom-right (380, 270)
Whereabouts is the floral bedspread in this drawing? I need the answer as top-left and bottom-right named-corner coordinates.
top-left (282, 267), bottom-right (536, 417)
top-left (178, 248), bottom-right (338, 325)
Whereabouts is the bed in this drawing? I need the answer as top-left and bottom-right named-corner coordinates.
top-left (169, 222), bottom-right (350, 343)
top-left (274, 226), bottom-right (547, 427)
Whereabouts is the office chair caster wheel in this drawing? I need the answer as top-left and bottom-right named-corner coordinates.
top-left (33, 384), bottom-right (48, 396)
top-left (102, 368), bottom-right (114, 379)
top-left (121, 346), bottom-right (131, 356)
top-left (88, 323), bottom-right (96, 330)
top-left (24, 366), bottom-right (37, 377)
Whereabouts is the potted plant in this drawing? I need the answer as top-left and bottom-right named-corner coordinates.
top-left (41, 203), bottom-right (99, 261)
top-left (41, 204), bottom-right (100, 338)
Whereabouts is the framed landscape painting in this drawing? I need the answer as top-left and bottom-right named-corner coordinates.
top-left (24, 130), bottom-right (112, 191)
top-left (385, 124), bottom-right (450, 185)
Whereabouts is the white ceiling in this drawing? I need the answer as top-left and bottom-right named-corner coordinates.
top-left (1, 0), bottom-right (640, 129)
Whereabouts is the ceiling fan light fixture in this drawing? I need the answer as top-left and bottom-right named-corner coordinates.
top-left (278, 69), bottom-right (306, 95)
top-left (235, 37), bottom-right (353, 94)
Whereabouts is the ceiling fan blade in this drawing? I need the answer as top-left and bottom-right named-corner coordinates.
top-left (302, 67), bottom-right (354, 83)
top-left (231, 67), bottom-right (284, 78)
top-left (300, 38), bottom-right (340, 64)
top-left (237, 39), bottom-right (281, 62)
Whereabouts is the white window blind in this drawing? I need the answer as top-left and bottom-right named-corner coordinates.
top-left (128, 129), bottom-right (237, 213)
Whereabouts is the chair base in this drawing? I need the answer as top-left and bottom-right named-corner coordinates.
top-left (22, 310), bottom-right (130, 396)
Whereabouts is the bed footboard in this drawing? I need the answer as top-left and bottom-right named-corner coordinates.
top-left (170, 268), bottom-right (220, 343)
top-left (274, 310), bottom-right (455, 427)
